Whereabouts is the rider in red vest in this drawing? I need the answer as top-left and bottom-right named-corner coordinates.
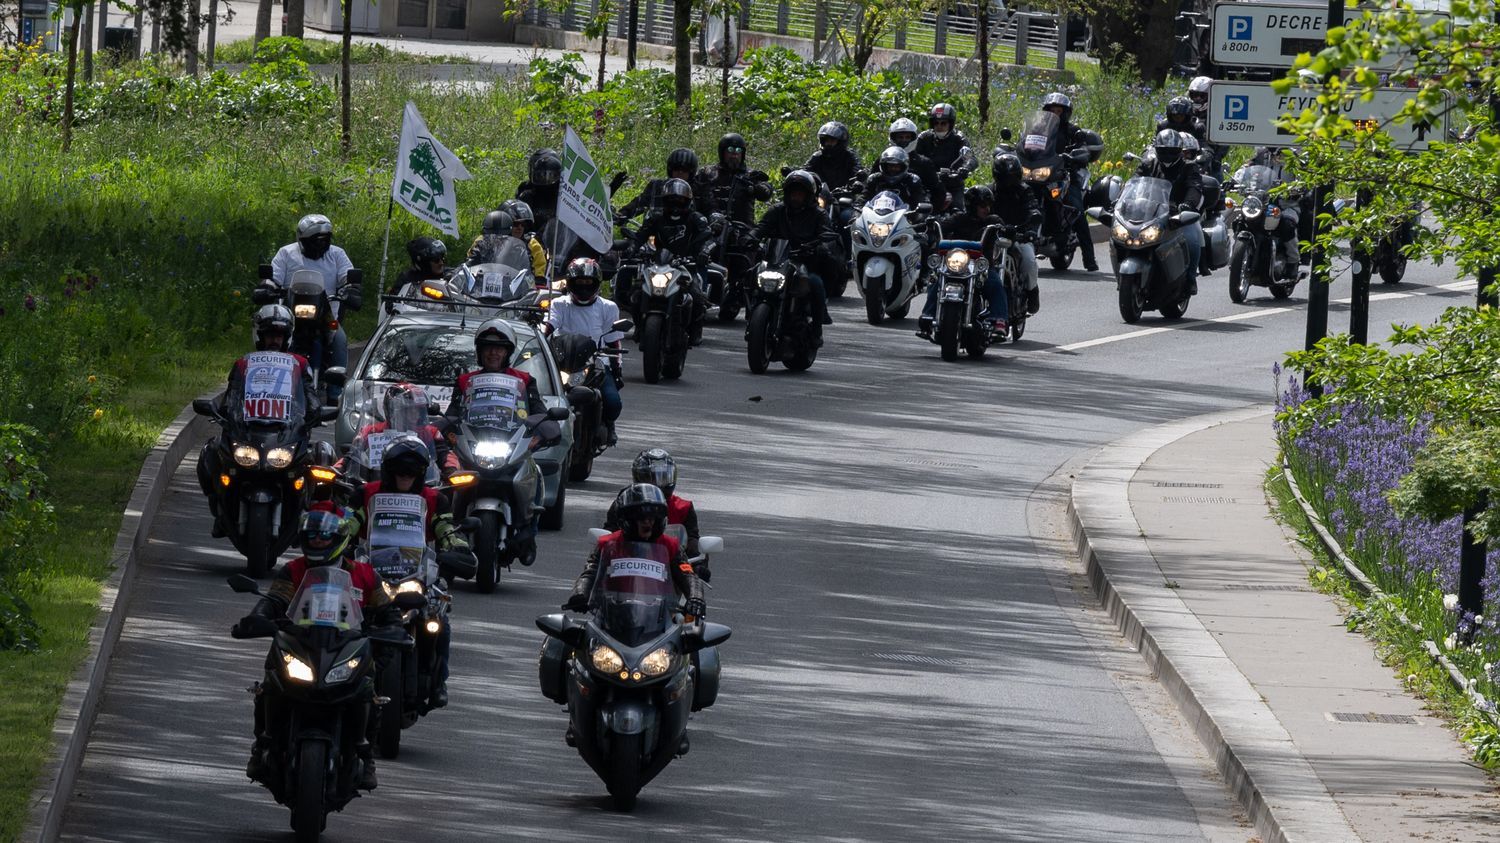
top-left (603, 448), bottom-right (707, 577)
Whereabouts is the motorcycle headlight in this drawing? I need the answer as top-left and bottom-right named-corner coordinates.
top-left (474, 439), bottom-right (512, 468)
top-left (1140, 225), bottom-right (1161, 244)
top-left (233, 444), bottom-right (260, 468)
top-left (945, 251), bottom-right (971, 273)
top-left (591, 645), bottom-right (624, 674)
top-left (324, 655), bottom-right (361, 684)
top-left (293, 304), bottom-right (318, 319)
top-left (649, 273), bottom-right (671, 292)
top-left (1243, 196), bottom-right (1264, 219)
top-left (640, 647), bottom-right (674, 676)
top-left (397, 580), bottom-right (423, 594)
top-left (1024, 166), bottom-right (1051, 182)
top-left (1113, 222), bottom-right (1130, 241)
top-left (758, 271), bottom-right (786, 292)
top-left (425, 619), bottom-right (442, 634)
top-left (868, 221), bottom-right (893, 240)
top-left (283, 653), bottom-right (315, 683)
top-left (265, 447), bottom-right (294, 469)
top-left (559, 370), bottom-right (572, 385)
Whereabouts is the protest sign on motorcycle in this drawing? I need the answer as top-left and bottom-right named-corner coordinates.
top-left (464, 372), bottom-right (526, 428)
top-left (240, 351), bottom-right (298, 422)
top-left (369, 492), bottom-right (427, 573)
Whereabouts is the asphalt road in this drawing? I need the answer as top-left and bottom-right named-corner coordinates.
top-left (59, 258), bottom-right (1471, 842)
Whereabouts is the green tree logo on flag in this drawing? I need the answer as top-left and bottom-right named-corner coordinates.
top-left (409, 139), bottom-right (445, 197)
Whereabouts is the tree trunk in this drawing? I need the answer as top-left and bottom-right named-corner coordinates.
top-left (597, 23), bottom-right (608, 91)
top-left (977, 2), bottom-right (989, 128)
top-left (186, 0), bottom-right (200, 75)
top-left (672, 0), bottom-right (690, 108)
top-left (626, 0), bottom-right (638, 70)
top-left (63, 6), bottom-right (83, 153)
top-left (207, 0), bottom-right (219, 70)
top-left (82, 3), bottom-right (93, 82)
top-left (95, 0), bottom-right (106, 51)
top-left (340, 0), bottom-right (352, 153)
top-left (132, 7), bottom-right (143, 59)
top-left (1095, 0), bottom-right (1176, 84)
top-left (285, 0), bottom-right (305, 38)
top-left (718, 1), bottom-right (728, 108)
top-left (254, 0), bottom-right (273, 45)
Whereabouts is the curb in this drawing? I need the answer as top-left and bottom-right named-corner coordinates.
top-left (1068, 404), bottom-right (1360, 843)
top-left (23, 398), bottom-right (212, 843)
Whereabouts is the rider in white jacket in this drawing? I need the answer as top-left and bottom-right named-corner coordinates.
top-left (545, 258), bottom-right (625, 444)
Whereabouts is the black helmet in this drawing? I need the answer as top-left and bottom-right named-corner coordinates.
top-left (718, 133), bottom-right (747, 167)
top-left (631, 448), bottom-right (678, 496)
top-left (992, 151), bottom-right (1023, 187)
top-left (1041, 91), bottom-right (1073, 123)
top-left (1180, 133), bottom-right (1201, 162)
top-left (299, 506), bottom-right (352, 567)
top-left (379, 433), bottom-right (431, 489)
top-left (1153, 128), bottom-right (1185, 165)
top-left (296, 213), bottom-right (333, 260)
top-left (662, 177), bottom-right (693, 215)
top-left (253, 304), bottom-right (293, 351)
top-left (817, 121), bottom-right (850, 151)
top-left (666, 147), bottom-right (700, 178)
top-left (1166, 96), bottom-right (1193, 123)
top-left (474, 318), bottom-right (518, 362)
top-left (482, 210), bottom-right (515, 236)
top-left (500, 199), bottom-right (535, 231)
top-left (964, 185), bottom-right (995, 210)
top-left (407, 235), bottom-right (447, 268)
top-left (615, 483), bottom-right (668, 540)
top-left (782, 169), bottom-right (817, 209)
top-left (928, 103), bottom-right (957, 133)
top-left (565, 257), bottom-right (602, 303)
top-left (529, 149), bottom-right (562, 186)
top-left (878, 146), bottom-right (909, 178)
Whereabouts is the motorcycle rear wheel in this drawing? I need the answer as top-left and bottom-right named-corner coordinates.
top-left (474, 512), bottom-right (502, 594)
top-left (937, 302), bottom-right (961, 361)
top-left (376, 658), bottom-right (403, 759)
top-left (1379, 253), bottom-right (1407, 285)
top-left (1159, 292), bottom-right (1190, 320)
top-left (964, 325), bottom-right (988, 359)
top-left (607, 732), bottom-right (645, 812)
top-left (747, 303), bottom-right (774, 375)
top-left (640, 315), bottom-right (665, 384)
top-left (245, 501), bottom-right (275, 579)
top-left (291, 740), bottom-right (328, 843)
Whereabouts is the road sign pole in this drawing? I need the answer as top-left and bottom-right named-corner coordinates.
top-left (1301, 0), bottom-right (1342, 398)
top-left (1349, 186), bottom-right (1372, 344)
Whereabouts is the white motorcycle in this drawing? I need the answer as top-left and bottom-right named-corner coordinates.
top-left (850, 190), bottom-right (928, 324)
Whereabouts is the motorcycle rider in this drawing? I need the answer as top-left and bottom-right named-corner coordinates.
top-left (1040, 92), bottom-right (1104, 272)
top-left (496, 200), bottom-right (550, 282)
top-left (232, 505), bottom-right (389, 790)
top-left (989, 151), bottom-right (1044, 315)
top-left (754, 169), bottom-right (839, 340)
top-left (889, 117), bottom-right (946, 211)
top-left (862, 147), bottom-right (929, 209)
top-left (805, 122), bottom-right (863, 191)
top-left (918, 185), bottom-right (1010, 338)
top-left (339, 382), bottom-right (459, 477)
top-left (632, 178), bottom-right (714, 339)
top-left (915, 103), bottom-right (977, 211)
top-left (197, 304), bottom-right (321, 538)
top-left (516, 149), bottom-right (563, 231)
top-left (695, 133), bottom-right (774, 225)
top-left (269, 213), bottom-right (356, 399)
top-left (618, 147), bottom-right (701, 220)
top-left (392, 235), bottom-right (448, 302)
top-left (545, 258), bottom-right (625, 446)
top-left (1136, 129), bottom-right (1204, 293)
top-left (1158, 96), bottom-right (1206, 143)
top-left (1187, 75), bottom-right (1212, 122)
top-left (603, 448), bottom-right (705, 567)
top-left (1185, 77), bottom-right (1227, 179)
top-left (1238, 146), bottom-right (1304, 278)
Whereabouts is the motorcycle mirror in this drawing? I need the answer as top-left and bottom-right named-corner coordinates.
top-left (779, 165), bottom-right (792, 177)
top-left (588, 527), bottom-right (610, 540)
top-left (1000, 128), bottom-right (1013, 141)
top-left (323, 367), bottom-right (348, 387)
top-left (916, 203), bottom-right (933, 215)
top-left (545, 406), bottom-right (570, 421)
top-left (1124, 152), bottom-right (1141, 162)
top-left (536, 613), bottom-right (588, 646)
top-left (612, 318), bottom-right (634, 333)
top-left (1172, 211), bottom-right (1201, 227)
top-left (192, 398), bottom-right (218, 418)
top-left (250, 286), bottom-right (278, 306)
top-left (1085, 206), bottom-right (1103, 221)
top-left (393, 591), bottom-right (427, 610)
top-left (227, 574), bottom-right (262, 595)
top-left (699, 536), bottom-right (724, 554)
top-left (701, 621), bottom-right (732, 648)
top-left (258, 264), bottom-right (274, 281)
top-left (437, 550), bottom-right (478, 580)
top-left (566, 385), bottom-right (595, 406)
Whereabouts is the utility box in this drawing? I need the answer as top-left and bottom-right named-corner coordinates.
top-left (19, 0), bottom-right (60, 51)
top-left (306, 0), bottom-right (380, 36)
top-left (103, 26), bottom-right (137, 54)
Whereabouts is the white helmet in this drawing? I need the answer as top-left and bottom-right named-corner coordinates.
top-left (473, 318), bottom-right (519, 358)
top-left (888, 118), bottom-right (919, 153)
top-left (296, 214), bottom-right (332, 239)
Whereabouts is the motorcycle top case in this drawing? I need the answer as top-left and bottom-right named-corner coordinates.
top-left (1205, 219), bottom-right (1230, 267)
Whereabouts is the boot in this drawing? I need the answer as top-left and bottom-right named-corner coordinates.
top-left (564, 724), bottom-right (578, 747)
top-left (1026, 287), bottom-right (1040, 315)
top-left (915, 317), bottom-right (933, 340)
top-left (356, 743), bottom-right (378, 790)
top-left (430, 683), bottom-right (448, 709)
top-left (245, 737), bottom-right (272, 783)
top-left (1188, 276), bottom-right (1198, 296)
top-left (676, 731), bottom-right (690, 757)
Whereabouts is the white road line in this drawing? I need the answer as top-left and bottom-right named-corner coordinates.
top-left (1049, 278), bottom-right (1477, 354)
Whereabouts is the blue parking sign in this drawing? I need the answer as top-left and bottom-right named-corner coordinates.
top-left (1224, 95), bottom-right (1249, 121)
top-left (1227, 15), bottom-right (1252, 40)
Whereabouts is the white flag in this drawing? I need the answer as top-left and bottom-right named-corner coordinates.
top-left (391, 101), bottom-right (472, 237)
top-left (557, 126), bottom-right (615, 255)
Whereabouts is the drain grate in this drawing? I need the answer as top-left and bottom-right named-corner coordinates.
top-left (1153, 482), bottom-right (1225, 488)
top-left (1162, 496), bottom-right (1238, 504)
top-left (1218, 584), bottom-right (1309, 592)
top-left (1327, 712), bottom-right (1419, 725)
top-left (867, 652), bottom-right (969, 668)
top-left (894, 458), bottom-right (980, 470)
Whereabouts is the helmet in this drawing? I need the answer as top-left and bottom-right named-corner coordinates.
top-left (889, 118), bottom-right (919, 152)
top-left (878, 146), bottom-right (910, 178)
top-left (1166, 96), bottom-right (1193, 123)
top-left (253, 304), bottom-right (293, 350)
top-left (482, 210), bottom-right (514, 236)
top-left (817, 121), bottom-right (850, 150)
top-left (1153, 128), bottom-right (1185, 166)
top-left (565, 257), bottom-right (602, 303)
top-left (473, 318), bottom-right (518, 362)
top-left (379, 433), bottom-right (431, 489)
top-left (407, 235), bottom-right (447, 268)
top-left (1188, 75), bottom-right (1212, 106)
top-left (782, 169), bottom-right (817, 209)
top-left (529, 149), bottom-right (562, 186)
top-left (297, 214), bottom-right (333, 259)
top-left (1180, 133), bottom-right (1201, 161)
top-left (718, 133), bottom-right (747, 167)
top-left (382, 382), bottom-right (428, 431)
top-left (1041, 92), bottom-right (1073, 123)
top-left (500, 199), bottom-right (535, 231)
top-left (662, 177), bottom-right (693, 215)
top-left (928, 103), bottom-right (957, 135)
top-left (964, 185), bottom-right (995, 210)
top-left (992, 151), bottom-right (1023, 187)
top-left (299, 506), bottom-right (353, 567)
top-left (666, 147), bottom-right (699, 178)
top-left (631, 447), bottom-right (678, 495)
top-left (615, 483), bottom-right (668, 540)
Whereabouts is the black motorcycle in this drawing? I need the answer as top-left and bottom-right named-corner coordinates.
top-left (228, 570), bottom-right (424, 843)
top-left (550, 325), bottom-right (632, 486)
top-left (253, 266), bottom-right (363, 398)
top-left (745, 239), bottom-right (821, 374)
top-left (1092, 175), bottom-right (1201, 323)
top-left (1332, 194), bottom-right (1416, 285)
top-left (929, 231), bottom-right (1003, 361)
top-left (633, 248), bottom-right (699, 384)
top-left (1005, 112), bottom-right (1094, 271)
top-left (706, 212), bottom-right (759, 320)
top-left (194, 381), bottom-right (338, 578)
top-left (1227, 165), bottom-right (1299, 302)
top-left (535, 537), bottom-right (731, 811)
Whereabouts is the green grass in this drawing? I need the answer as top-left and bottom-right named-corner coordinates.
top-left (214, 36), bottom-right (475, 65)
top-left (1265, 466), bottom-right (1500, 768)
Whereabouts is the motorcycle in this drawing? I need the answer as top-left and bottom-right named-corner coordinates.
top-left (850, 190), bottom-right (928, 324)
top-left (927, 226), bottom-right (1016, 360)
top-left (464, 235), bottom-right (542, 304)
top-left (227, 569), bottom-right (425, 842)
top-left (1091, 176), bottom-right (1201, 323)
top-left (1226, 164), bottom-right (1300, 303)
top-left (550, 326), bottom-right (631, 486)
top-left (193, 362), bottom-right (339, 578)
top-left (745, 239), bottom-right (822, 374)
top-left (448, 375), bottom-right (569, 593)
top-left (1331, 195), bottom-right (1416, 285)
top-left (823, 178), bottom-right (863, 299)
top-left (705, 212), bottom-right (759, 321)
top-left (633, 248), bottom-right (701, 384)
top-left (535, 535), bottom-right (731, 811)
top-left (254, 266), bottom-right (363, 399)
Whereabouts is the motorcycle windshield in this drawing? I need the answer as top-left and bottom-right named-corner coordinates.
top-left (286, 566), bottom-right (364, 630)
top-left (1019, 111), bottom-right (1061, 158)
top-left (462, 371), bottom-right (528, 431)
top-left (1235, 165), bottom-right (1279, 194)
top-left (226, 352), bottom-right (306, 428)
top-left (349, 428), bottom-right (440, 484)
top-left (595, 539), bottom-right (675, 647)
top-left (1116, 177), bottom-right (1174, 225)
top-left (761, 238), bottom-right (792, 265)
top-left (868, 191), bottom-right (907, 214)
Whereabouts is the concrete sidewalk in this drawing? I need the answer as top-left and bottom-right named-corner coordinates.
top-left (1071, 408), bottom-right (1500, 843)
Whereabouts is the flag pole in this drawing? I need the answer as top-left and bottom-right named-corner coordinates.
top-left (377, 194), bottom-right (394, 295)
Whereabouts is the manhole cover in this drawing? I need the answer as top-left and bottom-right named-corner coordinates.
top-left (866, 652), bottom-right (968, 668)
top-left (1327, 712), bottom-right (1419, 724)
top-left (1161, 496), bottom-right (1238, 504)
top-left (894, 458), bottom-right (980, 470)
top-left (1153, 482), bottom-right (1225, 488)
top-left (1217, 584), bottom-right (1308, 592)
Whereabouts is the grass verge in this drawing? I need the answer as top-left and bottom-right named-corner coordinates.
top-left (1265, 465), bottom-right (1500, 768)
top-left (214, 35), bottom-right (475, 65)
top-left (0, 341), bottom-right (239, 840)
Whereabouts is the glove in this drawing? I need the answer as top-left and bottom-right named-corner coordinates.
top-left (695, 564), bottom-right (712, 584)
top-left (684, 597), bottom-right (706, 619)
top-left (563, 593), bottom-right (590, 612)
top-left (609, 171), bottom-right (628, 194)
top-left (611, 366), bottom-right (624, 390)
top-left (1178, 203), bottom-right (1196, 213)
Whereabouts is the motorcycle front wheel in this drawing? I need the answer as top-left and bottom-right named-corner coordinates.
top-left (1117, 277), bottom-right (1145, 324)
top-left (474, 511), bottom-right (501, 594)
top-left (937, 301), bottom-right (962, 361)
top-left (746, 303), bottom-right (775, 374)
top-left (640, 315), bottom-right (665, 384)
top-left (1229, 239), bottom-right (1252, 303)
top-left (291, 740), bottom-right (328, 843)
top-left (606, 731), bottom-right (645, 812)
top-left (376, 657), bottom-right (403, 759)
top-left (1379, 253), bottom-right (1407, 285)
top-left (244, 500), bottom-right (276, 579)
